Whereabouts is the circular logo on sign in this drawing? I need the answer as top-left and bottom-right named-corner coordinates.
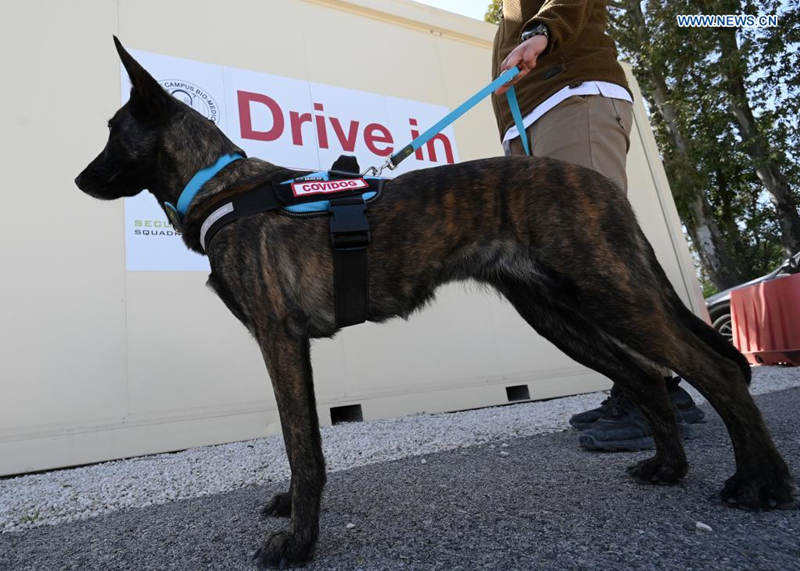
top-left (159, 79), bottom-right (219, 123)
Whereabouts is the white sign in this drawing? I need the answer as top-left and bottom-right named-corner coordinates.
top-left (122, 49), bottom-right (459, 271)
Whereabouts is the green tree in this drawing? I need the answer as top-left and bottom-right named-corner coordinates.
top-left (714, 0), bottom-right (800, 257)
top-left (609, 0), bottom-right (751, 288)
top-left (609, 0), bottom-right (798, 288)
top-left (485, 0), bottom-right (502, 24)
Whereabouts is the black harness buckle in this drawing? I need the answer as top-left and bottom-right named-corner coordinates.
top-left (329, 196), bottom-right (370, 250)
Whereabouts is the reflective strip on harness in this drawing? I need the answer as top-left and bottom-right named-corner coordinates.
top-left (200, 202), bottom-right (234, 251)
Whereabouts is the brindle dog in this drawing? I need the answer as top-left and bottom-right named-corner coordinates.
top-left (76, 38), bottom-right (795, 568)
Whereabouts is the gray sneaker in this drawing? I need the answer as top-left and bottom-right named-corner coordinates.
top-left (568, 387), bottom-right (626, 430)
top-left (570, 384), bottom-right (705, 431)
top-left (576, 387), bottom-right (702, 452)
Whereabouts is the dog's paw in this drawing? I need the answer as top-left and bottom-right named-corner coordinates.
top-left (253, 530), bottom-right (315, 569)
top-left (719, 471), bottom-right (797, 511)
top-left (261, 492), bottom-right (292, 519)
top-left (627, 456), bottom-right (687, 485)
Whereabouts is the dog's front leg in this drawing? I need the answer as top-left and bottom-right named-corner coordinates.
top-left (254, 326), bottom-right (325, 568)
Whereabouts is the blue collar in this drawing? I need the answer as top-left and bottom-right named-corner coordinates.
top-left (165, 153), bottom-right (244, 222)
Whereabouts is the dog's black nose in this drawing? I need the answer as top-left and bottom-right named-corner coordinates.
top-left (74, 173), bottom-right (83, 189)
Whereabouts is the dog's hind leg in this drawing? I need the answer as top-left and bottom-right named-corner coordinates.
top-left (644, 331), bottom-right (795, 509)
top-left (494, 278), bottom-right (688, 484)
top-left (584, 277), bottom-right (795, 509)
top-left (253, 326), bottom-right (325, 567)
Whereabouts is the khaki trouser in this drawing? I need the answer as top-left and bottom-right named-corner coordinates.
top-left (504, 94), bottom-right (633, 194)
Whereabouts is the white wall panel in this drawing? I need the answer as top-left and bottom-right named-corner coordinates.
top-left (0, 0), bottom-right (703, 475)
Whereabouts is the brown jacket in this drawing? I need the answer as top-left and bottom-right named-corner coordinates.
top-left (491, 0), bottom-right (630, 140)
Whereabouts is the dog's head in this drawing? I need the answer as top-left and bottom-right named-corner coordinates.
top-left (75, 37), bottom-right (242, 205)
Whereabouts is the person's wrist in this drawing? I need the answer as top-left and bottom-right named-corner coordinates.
top-left (521, 22), bottom-right (550, 53)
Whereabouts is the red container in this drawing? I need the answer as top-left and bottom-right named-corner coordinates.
top-left (731, 273), bottom-right (800, 366)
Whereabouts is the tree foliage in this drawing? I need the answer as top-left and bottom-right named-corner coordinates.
top-left (607, 0), bottom-right (799, 290)
top-left (485, 0), bottom-right (502, 24)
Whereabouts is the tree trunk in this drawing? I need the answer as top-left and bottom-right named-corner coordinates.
top-left (649, 79), bottom-right (745, 288)
top-left (718, 28), bottom-right (800, 256)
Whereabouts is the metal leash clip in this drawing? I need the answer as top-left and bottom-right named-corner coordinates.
top-left (361, 157), bottom-right (394, 178)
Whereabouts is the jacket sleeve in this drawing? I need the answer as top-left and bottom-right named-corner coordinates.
top-left (523, 0), bottom-right (591, 54)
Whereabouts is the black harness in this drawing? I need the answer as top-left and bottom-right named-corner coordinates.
top-left (197, 163), bottom-right (385, 328)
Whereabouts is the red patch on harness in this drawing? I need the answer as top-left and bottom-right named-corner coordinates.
top-left (291, 178), bottom-right (369, 197)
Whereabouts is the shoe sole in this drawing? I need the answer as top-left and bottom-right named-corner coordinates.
top-left (579, 425), bottom-right (697, 452)
top-left (678, 407), bottom-right (706, 424)
top-left (573, 407), bottom-right (706, 432)
top-left (579, 433), bottom-right (656, 451)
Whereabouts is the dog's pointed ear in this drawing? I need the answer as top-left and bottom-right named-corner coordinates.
top-left (113, 36), bottom-right (171, 121)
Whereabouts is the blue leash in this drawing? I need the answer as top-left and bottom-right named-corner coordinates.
top-left (377, 66), bottom-right (530, 174)
top-left (506, 83), bottom-right (530, 155)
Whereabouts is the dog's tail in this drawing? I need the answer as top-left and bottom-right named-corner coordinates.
top-left (674, 295), bottom-right (752, 386)
top-left (646, 242), bottom-right (752, 386)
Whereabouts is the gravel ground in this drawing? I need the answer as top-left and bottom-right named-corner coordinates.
top-left (1, 380), bottom-right (799, 570)
top-left (1, 366), bottom-right (798, 536)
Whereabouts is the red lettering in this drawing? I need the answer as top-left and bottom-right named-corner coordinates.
top-left (237, 91), bottom-right (284, 141)
top-left (290, 111), bottom-right (313, 145)
top-left (330, 118), bottom-right (360, 152)
top-left (238, 92), bottom-right (409, 160)
top-left (314, 103), bottom-right (328, 149)
top-left (426, 133), bottom-right (455, 164)
top-left (409, 118), bottom-right (424, 160)
top-left (364, 123), bottom-right (394, 156)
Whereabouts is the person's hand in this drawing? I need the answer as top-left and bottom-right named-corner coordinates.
top-left (496, 35), bottom-right (549, 95)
